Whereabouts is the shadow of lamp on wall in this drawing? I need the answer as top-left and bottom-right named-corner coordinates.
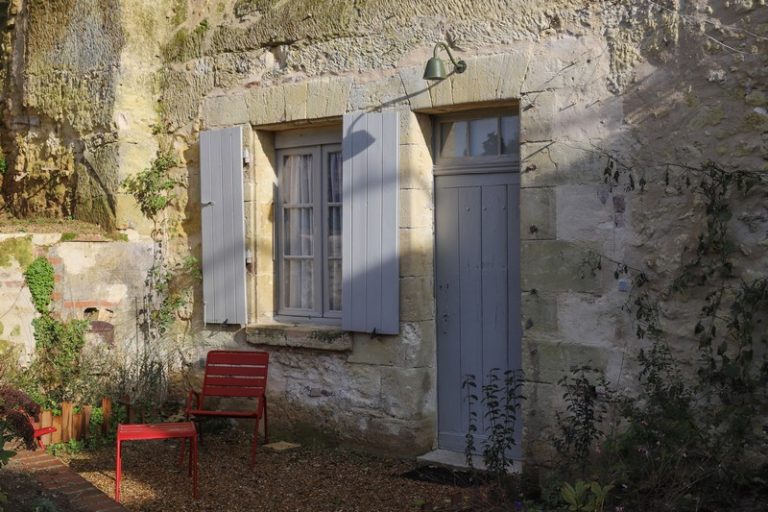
top-left (423, 42), bottom-right (468, 80)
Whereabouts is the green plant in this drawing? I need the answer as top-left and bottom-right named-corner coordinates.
top-left (24, 257), bottom-right (55, 314)
top-left (464, 369), bottom-right (524, 490)
top-left (122, 151), bottom-right (178, 220)
top-left (553, 366), bottom-right (609, 472)
top-left (23, 257), bottom-right (91, 406)
top-left (59, 232), bottom-right (77, 242)
top-left (48, 438), bottom-right (84, 456)
top-left (577, 158), bottom-right (768, 510)
top-left (30, 316), bottom-right (90, 405)
top-left (560, 481), bottom-right (613, 512)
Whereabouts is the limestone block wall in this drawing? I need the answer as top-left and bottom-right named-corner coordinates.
top-left (2, 0), bottom-right (766, 461)
top-left (151, 0), bottom-right (767, 458)
top-left (188, 37), bottom-right (627, 455)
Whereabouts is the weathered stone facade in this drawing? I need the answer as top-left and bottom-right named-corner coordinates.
top-left (0, 233), bottom-right (154, 362)
top-left (1, 0), bottom-right (766, 461)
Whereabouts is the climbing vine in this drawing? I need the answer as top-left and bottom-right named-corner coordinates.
top-left (23, 257), bottom-right (55, 314)
top-left (122, 151), bottom-right (179, 220)
top-left (564, 158), bottom-right (768, 510)
top-left (23, 257), bottom-right (89, 406)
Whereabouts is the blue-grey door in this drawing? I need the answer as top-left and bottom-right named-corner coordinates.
top-left (435, 172), bottom-right (522, 455)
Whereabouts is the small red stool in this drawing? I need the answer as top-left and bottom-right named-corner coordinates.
top-left (115, 422), bottom-right (198, 503)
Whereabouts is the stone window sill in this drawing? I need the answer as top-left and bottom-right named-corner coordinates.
top-left (245, 322), bottom-right (352, 352)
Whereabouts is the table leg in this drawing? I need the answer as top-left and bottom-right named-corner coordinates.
top-left (191, 433), bottom-right (198, 499)
top-left (115, 439), bottom-right (122, 503)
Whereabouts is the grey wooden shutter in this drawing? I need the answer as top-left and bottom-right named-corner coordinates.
top-left (200, 126), bottom-right (247, 325)
top-left (342, 111), bottom-right (400, 334)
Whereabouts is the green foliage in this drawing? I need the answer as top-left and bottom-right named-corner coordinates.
top-left (560, 481), bottom-right (613, 512)
top-left (24, 257), bottom-right (55, 314)
top-left (122, 152), bottom-right (178, 220)
top-left (0, 155), bottom-right (7, 175)
top-left (30, 316), bottom-right (90, 405)
top-left (463, 369), bottom-right (524, 492)
top-left (59, 232), bottom-right (77, 242)
top-left (557, 159), bottom-right (768, 510)
top-left (47, 438), bottom-right (85, 457)
top-left (553, 366), bottom-right (609, 471)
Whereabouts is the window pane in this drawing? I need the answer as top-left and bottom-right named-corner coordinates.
top-left (284, 207), bottom-right (313, 256)
top-left (469, 118), bottom-right (499, 156)
top-left (501, 116), bottom-right (519, 155)
top-left (282, 154), bottom-right (313, 203)
top-left (328, 259), bottom-right (341, 311)
top-left (327, 206), bottom-right (341, 258)
top-left (284, 259), bottom-right (314, 309)
top-left (327, 151), bottom-right (342, 203)
top-left (440, 121), bottom-right (468, 158)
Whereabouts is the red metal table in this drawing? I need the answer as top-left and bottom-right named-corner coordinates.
top-left (115, 422), bottom-right (198, 503)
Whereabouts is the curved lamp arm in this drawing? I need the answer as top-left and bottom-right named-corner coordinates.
top-left (433, 42), bottom-right (467, 74)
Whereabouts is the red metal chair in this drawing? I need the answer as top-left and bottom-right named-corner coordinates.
top-left (33, 425), bottom-right (57, 450)
top-left (185, 350), bottom-right (269, 466)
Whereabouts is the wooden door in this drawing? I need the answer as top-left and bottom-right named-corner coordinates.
top-left (435, 172), bottom-right (522, 455)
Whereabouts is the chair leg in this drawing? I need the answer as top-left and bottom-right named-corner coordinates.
top-left (115, 440), bottom-right (122, 503)
top-left (263, 396), bottom-right (268, 445)
top-left (191, 433), bottom-right (198, 499)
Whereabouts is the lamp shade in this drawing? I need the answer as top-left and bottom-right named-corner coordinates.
top-left (423, 57), bottom-right (447, 80)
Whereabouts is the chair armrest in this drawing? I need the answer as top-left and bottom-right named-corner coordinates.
top-left (185, 389), bottom-right (202, 414)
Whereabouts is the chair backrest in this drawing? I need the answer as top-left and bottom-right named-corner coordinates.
top-left (201, 350), bottom-right (269, 400)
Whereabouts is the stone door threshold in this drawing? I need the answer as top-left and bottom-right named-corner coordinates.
top-left (417, 449), bottom-right (523, 474)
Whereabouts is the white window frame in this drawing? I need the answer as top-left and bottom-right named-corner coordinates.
top-left (275, 141), bottom-right (342, 322)
top-left (433, 108), bottom-right (520, 175)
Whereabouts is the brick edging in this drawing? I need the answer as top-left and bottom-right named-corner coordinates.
top-left (9, 449), bottom-right (127, 512)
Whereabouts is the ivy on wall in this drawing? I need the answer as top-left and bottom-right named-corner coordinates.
top-left (24, 256), bottom-right (89, 406)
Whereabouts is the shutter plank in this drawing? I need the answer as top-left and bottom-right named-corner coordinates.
top-left (380, 112), bottom-right (399, 334)
top-left (200, 126), bottom-right (247, 325)
top-left (201, 132), bottom-right (217, 323)
top-left (365, 115), bottom-right (383, 333)
top-left (342, 111), bottom-right (400, 334)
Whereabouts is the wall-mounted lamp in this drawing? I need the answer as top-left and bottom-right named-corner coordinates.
top-left (423, 42), bottom-right (467, 80)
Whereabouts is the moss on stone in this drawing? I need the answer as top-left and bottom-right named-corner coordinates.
top-left (309, 330), bottom-right (346, 344)
top-left (0, 236), bottom-right (33, 268)
top-left (162, 21), bottom-right (209, 63)
top-left (74, 163), bottom-right (117, 231)
top-left (255, 328), bottom-right (288, 342)
top-left (233, 0), bottom-right (273, 18)
top-left (171, 0), bottom-right (188, 26)
top-left (23, 0), bottom-right (124, 131)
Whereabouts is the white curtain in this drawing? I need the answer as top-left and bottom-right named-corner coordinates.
top-left (282, 154), bottom-right (314, 310)
top-left (327, 151), bottom-right (342, 311)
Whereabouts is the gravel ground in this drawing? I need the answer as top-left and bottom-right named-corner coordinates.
top-left (59, 428), bottom-right (482, 512)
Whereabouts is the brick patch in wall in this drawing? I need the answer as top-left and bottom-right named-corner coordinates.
top-left (8, 449), bottom-right (127, 512)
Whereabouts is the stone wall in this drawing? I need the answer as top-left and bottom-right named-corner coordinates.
top-left (1, 0), bottom-right (766, 460)
top-left (0, 233), bottom-right (154, 362)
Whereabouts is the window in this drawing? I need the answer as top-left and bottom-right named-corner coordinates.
top-left (434, 109), bottom-right (520, 174)
top-left (276, 143), bottom-right (342, 320)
